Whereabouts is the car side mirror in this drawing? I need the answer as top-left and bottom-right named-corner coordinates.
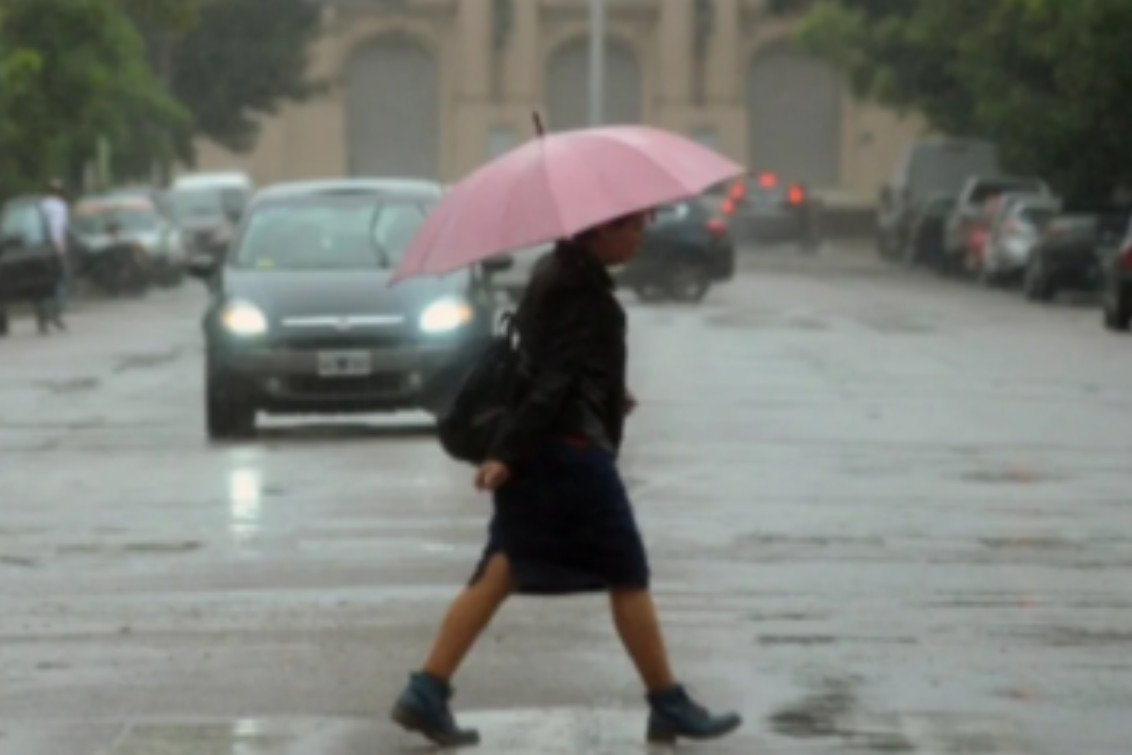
top-left (186, 252), bottom-right (218, 280)
top-left (482, 256), bottom-right (514, 274)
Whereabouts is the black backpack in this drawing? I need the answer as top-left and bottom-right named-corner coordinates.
top-left (426, 310), bottom-right (531, 465)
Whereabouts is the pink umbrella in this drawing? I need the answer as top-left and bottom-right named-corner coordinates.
top-left (391, 121), bottom-right (745, 283)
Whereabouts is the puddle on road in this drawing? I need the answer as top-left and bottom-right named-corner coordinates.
top-left (1005, 626), bottom-right (1132, 648)
top-left (769, 677), bottom-right (915, 752)
top-left (0, 555), bottom-right (38, 568)
top-left (705, 309), bottom-right (832, 331)
top-left (55, 541), bottom-right (202, 556)
top-left (961, 467), bottom-right (1063, 484)
top-left (978, 536), bottom-right (1082, 551)
top-left (36, 377), bottom-right (100, 394)
top-left (856, 314), bottom-right (938, 334)
top-left (759, 634), bottom-right (918, 647)
top-left (113, 348), bottom-right (181, 372)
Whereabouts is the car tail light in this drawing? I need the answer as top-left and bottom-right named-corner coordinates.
top-left (706, 218), bottom-right (728, 237)
top-left (787, 185), bottom-right (806, 206)
top-left (758, 172), bottom-right (778, 189)
top-left (1122, 246), bottom-right (1132, 269)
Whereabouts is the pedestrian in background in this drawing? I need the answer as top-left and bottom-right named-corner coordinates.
top-left (38, 179), bottom-right (70, 332)
top-left (391, 212), bottom-right (743, 748)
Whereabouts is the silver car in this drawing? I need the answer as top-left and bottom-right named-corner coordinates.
top-left (982, 194), bottom-right (1061, 285)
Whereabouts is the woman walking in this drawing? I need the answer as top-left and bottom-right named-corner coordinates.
top-left (391, 212), bottom-right (742, 747)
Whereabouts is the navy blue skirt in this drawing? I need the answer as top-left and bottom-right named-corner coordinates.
top-left (470, 441), bottom-right (651, 595)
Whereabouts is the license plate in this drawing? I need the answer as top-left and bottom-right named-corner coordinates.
top-left (317, 350), bottom-right (371, 377)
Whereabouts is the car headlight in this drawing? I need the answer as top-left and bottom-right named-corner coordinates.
top-left (221, 301), bottom-right (268, 336)
top-left (419, 297), bottom-right (474, 334)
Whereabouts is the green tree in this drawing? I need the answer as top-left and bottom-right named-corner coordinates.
top-left (156, 0), bottom-right (323, 153)
top-left (792, 0), bottom-right (1132, 199)
top-left (0, 0), bottom-right (191, 196)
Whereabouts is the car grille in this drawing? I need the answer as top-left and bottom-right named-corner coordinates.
top-left (285, 374), bottom-right (405, 395)
top-left (273, 333), bottom-right (412, 350)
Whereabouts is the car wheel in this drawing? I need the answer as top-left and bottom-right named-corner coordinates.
top-left (667, 264), bottom-right (710, 303)
top-left (633, 283), bottom-right (668, 303)
top-left (1024, 259), bottom-right (1052, 301)
top-left (206, 378), bottom-right (256, 439)
top-left (164, 267), bottom-right (185, 288)
top-left (1103, 295), bottom-right (1132, 332)
top-left (978, 263), bottom-right (1000, 288)
top-left (876, 232), bottom-right (891, 259)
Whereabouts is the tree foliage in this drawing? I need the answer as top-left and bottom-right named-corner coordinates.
top-left (1, 0), bottom-right (321, 198)
top-left (0, 0), bottom-right (191, 197)
top-left (791, 0), bottom-right (1132, 199)
top-left (165, 0), bottom-right (322, 152)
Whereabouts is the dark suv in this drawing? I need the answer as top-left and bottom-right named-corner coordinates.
top-left (0, 196), bottom-right (61, 336)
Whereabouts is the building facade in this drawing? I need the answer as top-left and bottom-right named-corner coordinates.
top-left (188, 0), bottom-right (925, 203)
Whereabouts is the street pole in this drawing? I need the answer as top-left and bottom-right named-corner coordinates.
top-left (588, 0), bottom-right (606, 126)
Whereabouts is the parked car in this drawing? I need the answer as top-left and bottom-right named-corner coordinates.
top-left (877, 138), bottom-right (1002, 260)
top-left (1023, 204), bottom-right (1132, 302)
top-left (186, 178), bottom-right (505, 439)
top-left (617, 199), bottom-right (735, 302)
top-left (944, 176), bottom-right (1051, 274)
top-left (980, 193), bottom-right (1060, 286)
top-left (0, 196), bottom-right (61, 336)
top-left (718, 172), bottom-right (818, 245)
top-left (168, 172), bottom-right (257, 260)
top-left (172, 171), bottom-right (255, 219)
top-left (101, 185), bottom-right (175, 220)
top-left (1100, 214), bottom-right (1132, 331)
top-left (489, 243), bottom-right (554, 303)
top-left (903, 193), bottom-right (956, 269)
top-left (72, 196), bottom-right (187, 287)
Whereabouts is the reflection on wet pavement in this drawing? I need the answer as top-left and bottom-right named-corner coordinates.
top-left (0, 247), bottom-right (1130, 753)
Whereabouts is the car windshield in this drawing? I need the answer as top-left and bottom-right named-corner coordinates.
top-left (233, 198), bottom-right (430, 270)
top-left (74, 208), bottom-right (160, 235)
top-left (169, 189), bottom-right (224, 221)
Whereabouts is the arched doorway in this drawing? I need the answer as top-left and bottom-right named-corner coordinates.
top-left (345, 35), bottom-right (439, 178)
top-left (747, 43), bottom-right (842, 187)
top-left (545, 37), bottom-right (642, 131)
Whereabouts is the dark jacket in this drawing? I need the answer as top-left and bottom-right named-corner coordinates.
top-left (488, 241), bottom-right (628, 466)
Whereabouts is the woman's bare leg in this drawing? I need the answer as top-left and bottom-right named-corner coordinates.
top-left (422, 554), bottom-right (514, 680)
top-left (609, 588), bottom-right (677, 693)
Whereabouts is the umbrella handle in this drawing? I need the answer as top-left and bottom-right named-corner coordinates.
top-left (532, 111), bottom-right (545, 137)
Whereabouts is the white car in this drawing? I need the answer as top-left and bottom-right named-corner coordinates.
top-left (982, 194), bottom-right (1061, 285)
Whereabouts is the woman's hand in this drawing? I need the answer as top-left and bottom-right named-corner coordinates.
top-left (475, 460), bottom-right (511, 492)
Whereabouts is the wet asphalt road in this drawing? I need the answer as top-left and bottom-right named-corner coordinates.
top-left (1, 245), bottom-right (1131, 754)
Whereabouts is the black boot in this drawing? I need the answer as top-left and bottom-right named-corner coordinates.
top-left (391, 672), bottom-right (481, 748)
top-left (646, 685), bottom-right (742, 744)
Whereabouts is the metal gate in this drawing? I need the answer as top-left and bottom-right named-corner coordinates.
top-left (345, 36), bottom-right (439, 178)
top-left (545, 37), bottom-right (642, 131)
top-left (747, 43), bottom-right (842, 187)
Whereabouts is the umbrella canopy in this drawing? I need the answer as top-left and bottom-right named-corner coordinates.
top-left (391, 124), bottom-right (744, 283)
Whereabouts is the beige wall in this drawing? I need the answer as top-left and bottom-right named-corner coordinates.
top-left (183, 0), bottom-right (924, 204)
